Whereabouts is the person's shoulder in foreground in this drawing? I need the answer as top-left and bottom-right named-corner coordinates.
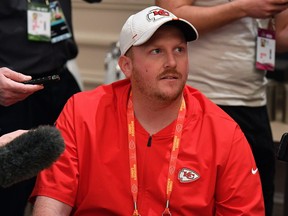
top-left (30, 5), bottom-right (264, 216)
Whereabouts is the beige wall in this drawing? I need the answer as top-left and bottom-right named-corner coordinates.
top-left (72, 0), bottom-right (153, 90)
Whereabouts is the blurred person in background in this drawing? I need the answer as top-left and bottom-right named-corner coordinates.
top-left (0, 0), bottom-right (101, 215)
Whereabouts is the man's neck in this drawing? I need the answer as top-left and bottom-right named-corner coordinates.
top-left (132, 94), bottom-right (183, 135)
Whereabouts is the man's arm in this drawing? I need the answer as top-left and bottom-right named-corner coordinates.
top-left (275, 9), bottom-right (288, 52)
top-left (33, 196), bottom-right (72, 216)
top-left (156, 0), bottom-right (288, 35)
top-left (215, 127), bottom-right (264, 214)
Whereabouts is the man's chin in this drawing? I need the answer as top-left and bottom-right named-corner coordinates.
top-left (155, 89), bottom-right (183, 102)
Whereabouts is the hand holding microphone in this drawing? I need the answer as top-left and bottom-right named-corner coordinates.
top-left (0, 125), bottom-right (65, 188)
top-left (0, 129), bottom-right (28, 147)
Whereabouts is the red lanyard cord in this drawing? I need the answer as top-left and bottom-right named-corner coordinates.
top-left (127, 92), bottom-right (186, 216)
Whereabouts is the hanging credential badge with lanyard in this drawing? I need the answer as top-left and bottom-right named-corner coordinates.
top-left (27, 0), bottom-right (72, 43)
top-left (27, 0), bottom-right (51, 42)
top-left (256, 19), bottom-right (276, 71)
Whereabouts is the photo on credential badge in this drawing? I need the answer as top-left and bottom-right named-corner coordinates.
top-left (27, 2), bottom-right (51, 42)
top-left (50, 0), bottom-right (72, 43)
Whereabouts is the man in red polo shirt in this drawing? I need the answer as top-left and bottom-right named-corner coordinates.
top-left (30, 6), bottom-right (264, 215)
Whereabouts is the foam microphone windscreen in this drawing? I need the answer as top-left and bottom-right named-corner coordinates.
top-left (0, 125), bottom-right (65, 188)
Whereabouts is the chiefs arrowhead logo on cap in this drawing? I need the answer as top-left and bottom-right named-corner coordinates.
top-left (147, 8), bottom-right (171, 22)
top-left (178, 168), bottom-right (200, 183)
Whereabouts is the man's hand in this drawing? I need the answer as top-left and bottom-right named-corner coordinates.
top-left (0, 130), bottom-right (28, 147)
top-left (0, 67), bottom-right (44, 106)
top-left (275, 8), bottom-right (288, 52)
top-left (233, 0), bottom-right (288, 18)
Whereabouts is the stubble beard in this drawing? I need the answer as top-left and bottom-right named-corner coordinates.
top-left (132, 68), bottom-right (185, 103)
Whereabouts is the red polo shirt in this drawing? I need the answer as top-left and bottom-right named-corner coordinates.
top-left (30, 79), bottom-right (264, 215)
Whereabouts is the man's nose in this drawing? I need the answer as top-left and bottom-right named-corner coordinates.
top-left (164, 52), bottom-right (177, 69)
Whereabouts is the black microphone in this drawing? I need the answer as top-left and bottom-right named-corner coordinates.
top-left (0, 125), bottom-right (65, 188)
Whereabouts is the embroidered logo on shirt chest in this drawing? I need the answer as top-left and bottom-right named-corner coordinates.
top-left (178, 168), bottom-right (200, 183)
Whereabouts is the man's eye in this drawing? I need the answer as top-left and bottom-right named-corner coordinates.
top-left (151, 49), bottom-right (161, 54)
top-left (176, 47), bottom-right (184, 53)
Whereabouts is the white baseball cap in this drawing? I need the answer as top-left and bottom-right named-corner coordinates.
top-left (119, 6), bottom-right (198, 55)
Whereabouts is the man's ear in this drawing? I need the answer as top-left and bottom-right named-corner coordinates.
top-left (118, 55), bottom-right (133, 78)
